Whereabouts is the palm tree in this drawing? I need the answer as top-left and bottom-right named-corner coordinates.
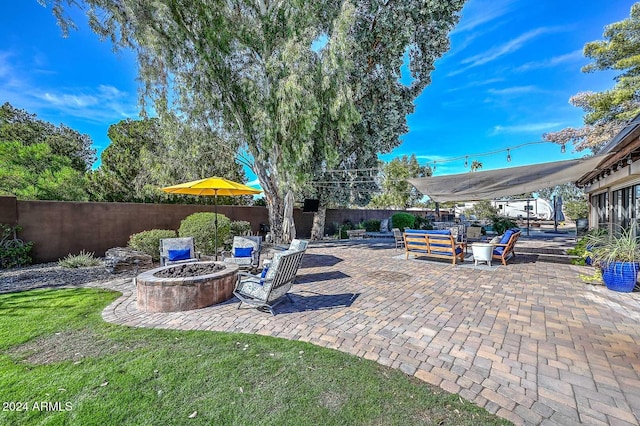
top-left (470, 160), bottom-right (483, 172)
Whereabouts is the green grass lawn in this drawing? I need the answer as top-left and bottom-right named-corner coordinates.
top-left (0, 288), bottom-right (510, 425)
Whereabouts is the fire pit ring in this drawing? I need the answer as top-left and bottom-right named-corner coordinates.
top-left (136, 261), bottom-right (238, 312)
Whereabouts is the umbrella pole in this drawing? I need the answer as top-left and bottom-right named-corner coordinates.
top-left (214, 192), bottom-right (218, 261)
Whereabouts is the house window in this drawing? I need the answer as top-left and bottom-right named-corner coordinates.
top-left (592, 192), bottom-right (608, 229)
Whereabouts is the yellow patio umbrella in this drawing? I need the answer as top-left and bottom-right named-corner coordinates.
top-left (161, 177), bottom-right (262, 260)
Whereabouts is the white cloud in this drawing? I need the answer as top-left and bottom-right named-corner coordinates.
top-left (452, 0), bottom-right (515, 34)
top-left (491, 122), bottom-right (562, 135)
top-left (515, 49), bottom-right (584, 72)
top-left (447, 78), bottom-right (504, 92)
top-left (246, 178), bottom-right (261, 187)
top-left (487, 85), bottom-right (538, 95)
top-left (0, 49), bottom-right (138, 123)
top-left (448, 27), bottom-right (562, 76)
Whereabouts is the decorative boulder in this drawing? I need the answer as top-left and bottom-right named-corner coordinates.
top-left (380, 219), bottom-right (389, 233)
top-left (104, 247), bottom-right (153, 274)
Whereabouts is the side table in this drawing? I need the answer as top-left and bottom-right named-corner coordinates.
top-left (472, 243), bottom-right (494, 266)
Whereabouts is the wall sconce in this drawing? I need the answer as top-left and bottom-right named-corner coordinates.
top-left (628, 157), bottom-right (633, 166)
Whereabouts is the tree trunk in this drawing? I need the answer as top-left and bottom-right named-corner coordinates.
top-left (310, 206), bottom-right (326, 240)
top-left (253, 161), bottom-right (285, 244)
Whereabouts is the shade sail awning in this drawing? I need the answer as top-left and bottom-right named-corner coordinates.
top-left (408, 155), bottom-right (608, 203)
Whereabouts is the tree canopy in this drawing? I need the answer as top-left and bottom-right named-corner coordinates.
top-left (544, 3), bottom-right (640, 153)
top-left (0, 141), bottom-right (88, 200)
top-left (46, 0), bottom-right (464, 241)
top-left (0, 102), bottom-right (96, 171)
top-left (369, 155), bottom-right (432, 209)
top-left (89, 116), bottom-right (247, 203)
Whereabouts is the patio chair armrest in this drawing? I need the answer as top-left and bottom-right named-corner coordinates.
top-left (237, 271), bottom-right (259, 279)
top-left (492, 243), bottom-right (508, 247)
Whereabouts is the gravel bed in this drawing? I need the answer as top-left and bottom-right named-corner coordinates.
top-left (0, 262), bottom-right (140, 294)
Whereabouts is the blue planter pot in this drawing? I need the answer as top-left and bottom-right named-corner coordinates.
top-left (601, 262), bottom-right (639, 293)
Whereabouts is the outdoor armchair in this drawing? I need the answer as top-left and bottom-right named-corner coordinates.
top-left (233, 248), bottom-right (306, 315)
top-left (159, 237), bottom-right (200, 266)
top-left (222, 236), bottom-right (262, 270)
top-left (492, 229), bottom-right (521, 265)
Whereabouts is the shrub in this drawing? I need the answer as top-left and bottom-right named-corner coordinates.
top-left (230, 220), bottom-right (252, 237)
top-left (338, 221), bottom-right (354, 239)
top-left (128, 229), bottom-right (177, 261)
top-left (391, 213), bottom-right (415, 231)
top-left (564, 200), bottom-right (588, 220)
top-left (0, 224), bottom-right (33, 269)
top-left (179, 212), bottom-right (231, 256)
top-left (414, 216), bottom-right (433, 230)
top-left (58, 250), bottom-right (102, 268)
top-left (361, 219), bottom-right (381, 232)
top-left (492, 216), bottom-right (518, 235)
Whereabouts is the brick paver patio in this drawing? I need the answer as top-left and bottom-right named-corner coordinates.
top-left (96, 239), bottom-right (640, 426)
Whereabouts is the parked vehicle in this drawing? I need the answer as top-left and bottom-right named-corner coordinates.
top-left (455, 199), bottom-right (553, 220)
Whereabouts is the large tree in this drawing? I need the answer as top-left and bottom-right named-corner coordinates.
top-left (46, 0), bottom-right (464, 242)
top-left (544, 3), bottom-right (640, 153)
top-left (0, 141), bottom-right (88, 200)
top-left (369, 155), bottom-right (432, 209)
top-left (89, 116), bottom-right (247, 203)
top-left (0, 102), bottom-right (96, 171)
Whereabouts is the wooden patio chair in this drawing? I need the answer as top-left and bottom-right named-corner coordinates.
top-left (492, 229), bottom-right (521, 265)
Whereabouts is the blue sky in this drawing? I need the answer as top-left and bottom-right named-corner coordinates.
top-left (0, 0), bottom-right (635, 186)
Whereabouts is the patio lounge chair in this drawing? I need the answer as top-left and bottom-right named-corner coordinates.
top-left (492, 229), bottom-right (521, 265)
top-left (222, 236), bottom-right (262, 270)
top-left (159, 237), bottom-right (200, 266)
top-left (233, 248), bottom-right (306, 315)
top-left (393, 228), bottom-right (405, 250)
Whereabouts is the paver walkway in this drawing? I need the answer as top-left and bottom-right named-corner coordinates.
top-left (94, 239), bottom-right (640, 426)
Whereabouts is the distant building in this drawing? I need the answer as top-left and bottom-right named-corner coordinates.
top-left (576, 113), bottom-right (640, 232)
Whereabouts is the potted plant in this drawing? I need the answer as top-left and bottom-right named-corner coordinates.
top-left (586, 224), bottom-right (640, 292)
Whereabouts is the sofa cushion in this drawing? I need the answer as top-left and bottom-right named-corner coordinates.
top-left (425, 229), bottom-right (451, 235)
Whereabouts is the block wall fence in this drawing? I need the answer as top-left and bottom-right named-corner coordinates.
top-left (0, 196), bottom-right (429, 263)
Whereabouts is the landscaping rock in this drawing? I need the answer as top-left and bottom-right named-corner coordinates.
top-left (104, 247), bottom-right (152, 274)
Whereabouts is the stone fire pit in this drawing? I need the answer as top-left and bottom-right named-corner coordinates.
top-left (136, 261), bottom-right (239, 313)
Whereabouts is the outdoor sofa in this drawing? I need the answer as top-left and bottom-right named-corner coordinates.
top-left (403, 229), bottom-right (466, 265)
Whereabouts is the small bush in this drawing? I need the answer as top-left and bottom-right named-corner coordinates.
top-left (492, 216), bottom-right (518, 235)
top-left (128, 229), bottom-right (177, 261)
top-left (230, 220), bottom-right (252, 237)
top-left (179, 212), bottom-right (231, 256)
top-left (361, 219), bottom-right (381, 232)
top-left (338, 221), bottom-right (354, 239)
top-left (391, 213), bottom-right (415, 231)
top-left (414, 216), bottom-right (433, 230)
top-left (564, 200), bottom-right (588, 220)
top-left (0, 224), bottom-right (33, 269)
top-left (58, 250), bottom-right (102, 268)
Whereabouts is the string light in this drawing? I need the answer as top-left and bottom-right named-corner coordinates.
top-left (560, 144), bottom-right (566, 153)
top-left (506, 149), bottom-right (511, 162)
top-left (433, 161), bottom-right (436, 172)
top-left (464, 156), bottom-right (468, 168)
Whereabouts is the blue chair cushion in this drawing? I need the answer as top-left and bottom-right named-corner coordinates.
top-left (493, 246), bottom-right (505, 255)
top-left (234, 247), bottom-right (253, 258)
top-left (168, 248), bottom-right (191, 261)
top-left (257, 266), bottom-right (269, 285)
top-left (499, 230), bottom-right (515, 245)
